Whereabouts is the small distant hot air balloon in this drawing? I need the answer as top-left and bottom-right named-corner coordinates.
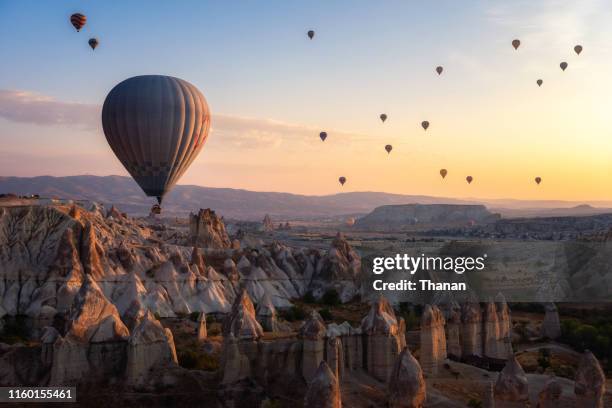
top-left (70, 13), bottom-right (87, 32)
top-left (421, 121), bottom-right (429, 131)
top-left (346, 217), bottom-right (355, 226)
top-left (385, 144), bottom-right (392, 154)
top-left (440, 169), bottom-right (447, 179)
top-left (537, 79), bottom-right (543, 87)
top-left (339, 176), bottom-right (346, 186)
top-left (574, 45), bottom-right (583, 55)
top-left (436, 66), bottom-right (443, 75)
top-left (380, 113), bottom-right (387, 123)
top-left (466, 176), bottom-right (473, 184)
top-left (88, 38), bottom-right (98, 50)
top-left (319, 131), bottom-right (327, 141)
top-left (512, 39), bottom-right (521, 50)
top-left (535, 177), bottom-right (542, 185)
top-left (307, 30), bottom-right (315, 40)
top-left (560, 62), bottom-right (568, 71)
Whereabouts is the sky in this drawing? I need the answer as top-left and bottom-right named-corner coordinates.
top-left (2, 0), bottom-right (612, 201)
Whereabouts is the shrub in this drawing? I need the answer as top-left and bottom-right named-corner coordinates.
top-left (177, 348), bottom-right (219, 371)
top-left (319, 308), bottom-right (332, 321)
top-left (302, 291), bottom-right (316, 304)
top-left (0, 316), bottom-right (30, 344)
top-left (467, 399), bottom-right (482, 408)
top-left (280, 305), bottom-right (307, 322)
top-left (322, 289), bottom-right (341, 306)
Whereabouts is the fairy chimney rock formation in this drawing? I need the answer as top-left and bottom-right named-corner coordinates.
top-left (197, 311), bottom-right (207, 342)
top-left (189, 208), bottom-right (231, 249)
top-left (419, 304), bottom-right (447, 376)
top-left (301, 311), bottom-right (327, 383)
top-left (304, 361), bottom-right (341, 408)
top-left (222, 290), bottom-right (263, 340)
top-left (537, 376), bottom-right (562, 408)
top-left (262, 214), bottom-right (274, 232)
top-left (494, 355), bottom-right (529, 407)
top-left (361, 296), bottom-right (402, 382)
top-left (388, 347), bottom-right (426, 408)
top-left (574, 350), bottom-right (606, 408)
top-left (484, 300), bottom-right (504, 359)
top-left (495, 292), bottom-right (513, 358)
top-left (126, 311), bottom-right (178, 385)
top-left (445, 301), bottom-right (462, 359)
top-left (541, 303), bottom-right (561, 340)
top-left (461, 299), bottom-right (483, 357)
top-left (256, 293), bottom-right (279, 332)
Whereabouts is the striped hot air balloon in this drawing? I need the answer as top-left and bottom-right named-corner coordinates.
top-left (102, 75), bottom-right (211, 205)
top-left (70, 13), bottom-right (87, 32)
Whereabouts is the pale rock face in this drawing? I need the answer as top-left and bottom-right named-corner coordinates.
top-left (312, 232), bottom-right (361, 303)
top-left (255, 293), bottom-right (279, 332)
top-left (188, 208), bottom-right (231, 249)
top-left (574, 350), bottom-right (606, 408)
top-left (304, 361), bottom-right (341, 408)
top-left (65, 276), bottom-right (129, 343)
top-left (445, 301), bottom-right (462, 359)
top-left (301, 311), bottom-right (327, 382)
top-left (222, 290), bottom-right (263, 340)
top-left (126, 311), bottom-right (178, 386)
top-left (361, 296), bottom-right (402, 382)
top-left (541, 303), bottom-right (561, 340)
top-left (221, 334), bottom-right (252, 385)
top-left (49, 336), bottom-right (90, 385)
top-left (325, 336), bottom-right (344, 381)
top-left (262, 214), bottom-right (274, 232)
top-left (461, 300), bottom-right (482, 357)
top-left (483, 301), bottom-right (503, 359)
top-left (495, 292), bottom-right (513, 359)
top-left (388, 347), bottom-right (426, 408)
top-left (494, 355), bottom-right (529, 407)
top-left (40, 326), bottom-right (60, 366)
top-left (537, 376), bottom-right (562, 408)
top-left (419, 304), bottom-right (447, 376)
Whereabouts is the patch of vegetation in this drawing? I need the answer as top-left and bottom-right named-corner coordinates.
top-left (321, 289), bottom-right (340, 306)
top-left (302, 291), bottom-right (316, 304)
top-left (560, 318), bottom-right (612, 372)
top-left (467, 399), bottom-right (482, 408)
top-left (280, 305), bottom-right (307, 322)
top-left (261, 399), bottom-right (282, 408)
top-left (177, 346), bottom-right (219, 371)
top-left (537, 348), bottom-right (551, 371)
top-left (189, 311), bottom-right (201, 322)
top-left (319, 308), bottom-right (332, 321)
top-left (0, 316), bottom-right (29, 345)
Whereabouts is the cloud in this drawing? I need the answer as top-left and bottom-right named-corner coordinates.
top-left (0, 90), bottom-right (100, 130)
top-left (0, 89), bottom-right (366, 150)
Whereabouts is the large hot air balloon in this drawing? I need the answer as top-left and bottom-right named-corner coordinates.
top-left (385, 144), bottom-right (392, 154)
top-left (320, 131), bottom-right (327, 141)
top-left (88, 38), bottom-right (98, 50)
top-left (339, 176), bottom-right (346, 186)
top-left (535, 177), bottom-right (542, 185)
top-left (466, 176), bottom-right (473, 184)
top-left (70, 13), bottom-right (87, 32)
top-left (380, 113), bottom-right (387, 123)
top-left (102, 75), bottom-right (211, 206)
top-left (440, 169), bottom-right (447, 179)
top-left (574, 45), bottom-right (583, 55)
top-left (421, 121), bottom-right (429, 130)
top-left (307, 30), bottom-right (315, 39)
top-left (512, 39), bottom-right (520, 50)
top-left (560, 62), bottom-right (568, 71)
top-left (436, 66), bottom-right (443, 75)
top-left (537, 79), bottom-right (543, 87)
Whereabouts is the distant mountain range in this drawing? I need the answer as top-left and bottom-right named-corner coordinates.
top-left (1, 175), bottom-right (612, 220)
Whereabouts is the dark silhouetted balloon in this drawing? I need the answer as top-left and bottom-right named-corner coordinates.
top-left (512, 39), bottom-right (520, 50)
top-left (421, 121), bottom-right (429, 130)
top-left (88, 38), bottom-right (98, 50)
top-left (320, 131), bottom-right (327, 141)
top-left (339, 176), bottom-right (346, 186)
top-left (466, 176), bottom-right (473, 184)
top-left (440, 169), bottom-right (447, 179)
top-left (436, 66), bottom-right (443, 75)
top-left (535, 177), bottom-right (542, 185)
top-left (537, 79), bottom-right (543, 87)
top-left (385, 144), bottom-right (392, 154)
top-left (70, 13), bottom-right (87, 32)
top-left (574, 45), bottom-right (583, 55)
top-left (560, 62), bottom-right (568, 71)
top-left (307, 30), bottom-right (315, 39)
top-left (380, 113), bottom-right (387, 123)
top-left (102, 75), bottom-right (211, 205)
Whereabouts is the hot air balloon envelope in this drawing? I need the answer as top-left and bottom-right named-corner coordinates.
top-left (307, 30), bottom-right (315, 39)
top-left (320, 131), bottom-right (327, 141)
top-left (102, 75), bottom-right (211, 204)
top-left (421, 121), bottom-right (429, 130)
top-left (512, 39), bottom-right (520, 49)
top-left (88, 38), bottom-right (98, 50)
top-left (574, 45), bottom-right (583, 55)
top-left (70, 13), bottom-right (87, 31)
top-left (537, 79), bottom-right (543, 87)
top-left (466, 176), bottom-right (473, 184)
top-left (339, 176), bottom-right (346, 186)
top-left (436, 66), bottom-right (443, 75)
top-left (380, 113), bottom-right (387, 123)
top-left (440, 169), bottom-right (447, 179)
top-left (560, 62), bottom-right (568, 71)
top-left (385, 144), bottom-right (392, 153)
